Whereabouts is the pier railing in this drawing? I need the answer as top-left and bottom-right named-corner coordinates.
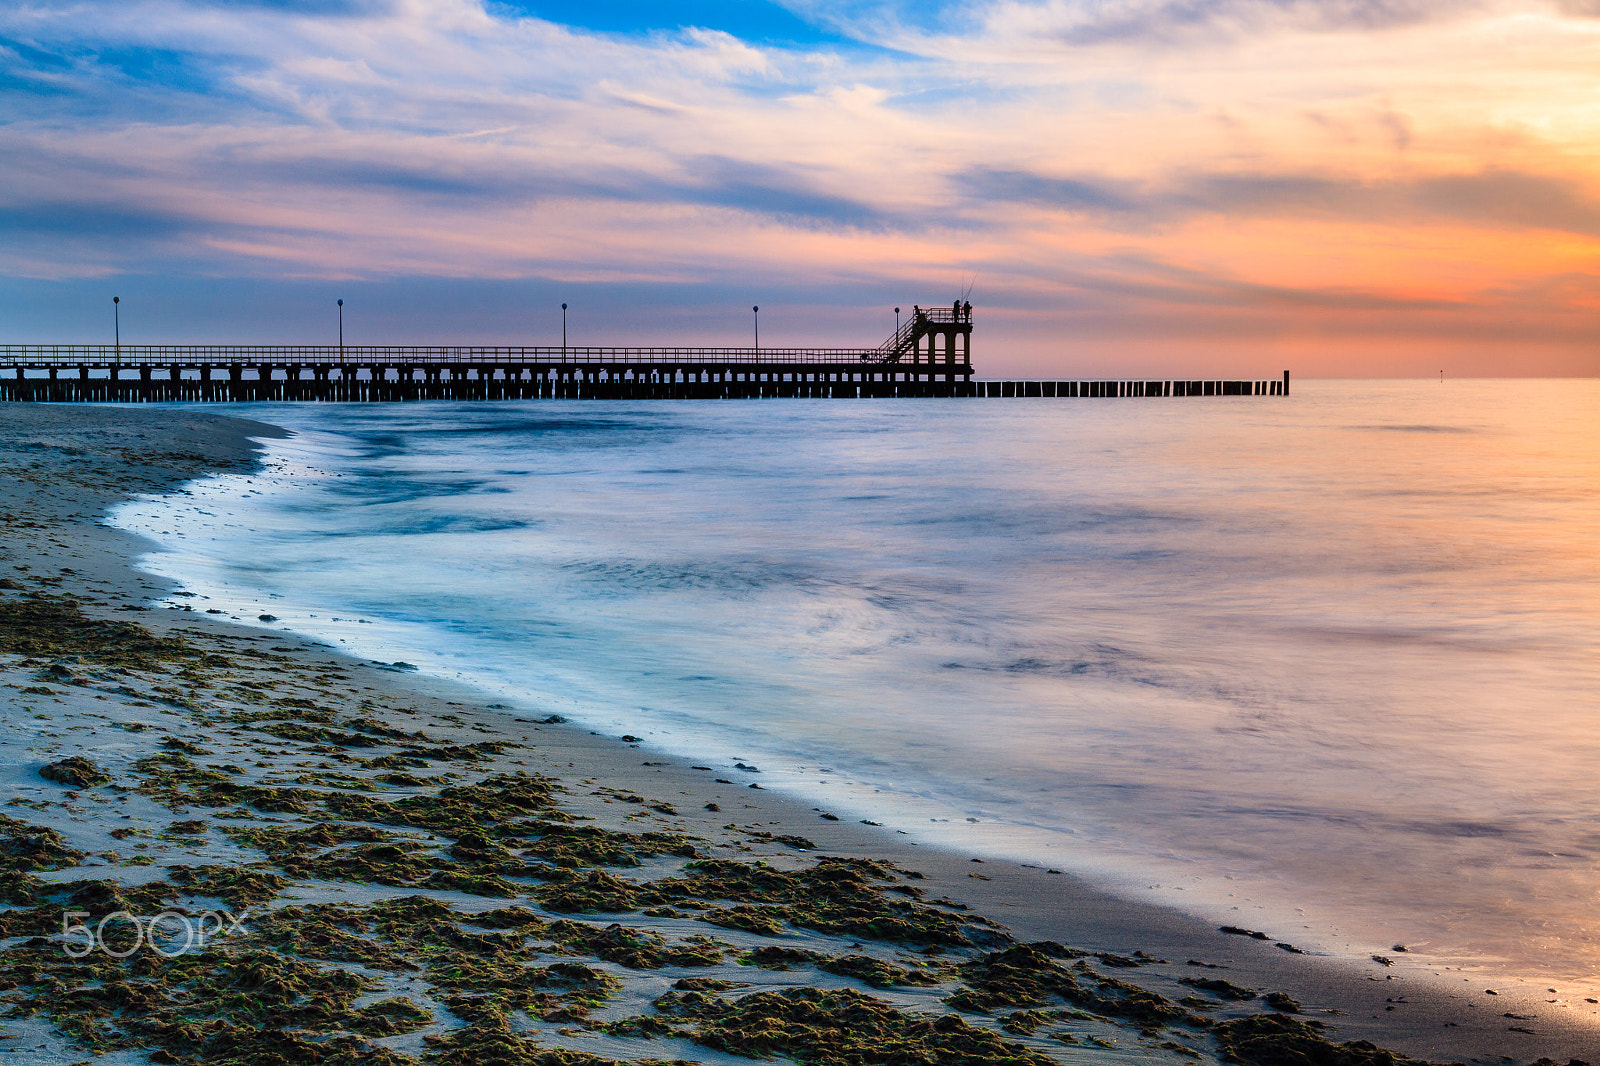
top-left (0, 344), bottom-right (940, 367)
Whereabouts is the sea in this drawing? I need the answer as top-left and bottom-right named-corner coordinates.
top-left (108, 379), bottom-right (1600, 990)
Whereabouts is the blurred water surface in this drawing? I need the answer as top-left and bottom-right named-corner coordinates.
top-left (113, 380), bottom-right (1600, 985)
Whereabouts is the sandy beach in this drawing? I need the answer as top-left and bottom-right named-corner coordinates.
top-left (0, 403), bottom-right (1594, 1066)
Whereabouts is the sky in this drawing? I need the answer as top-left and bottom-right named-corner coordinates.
top-left (2, 0), bottom-right (1598, 376)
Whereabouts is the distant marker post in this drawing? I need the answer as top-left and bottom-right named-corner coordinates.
top-left (337, 299), bottom-right (344, 357)
top-left (561, 303), bottom-right (567, 353)
top-left (112, 296), bottom-right (120, 358)
top-left (752, 305), bottom-right (759, 355)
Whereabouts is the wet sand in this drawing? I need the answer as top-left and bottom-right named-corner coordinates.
top-left (0, 402), bottom-right (1594, 1065)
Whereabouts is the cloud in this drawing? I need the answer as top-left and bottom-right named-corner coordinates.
top-left (0, 0), bottom-right (1596, 372)
top-left (1014, 0), bottom-right (1481, 46)
top-left (955, 165), bottom-right (1600, 238)
top-left (956, 168), bottom-right (1134, 214)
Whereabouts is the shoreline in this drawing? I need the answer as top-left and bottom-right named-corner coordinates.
top-left (0, 402), bottom-right (1593, 1065)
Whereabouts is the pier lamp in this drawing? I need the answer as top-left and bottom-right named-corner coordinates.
top-left (562, 303), bottom-right (567, 352)
top-left (895, 306), bottom-right (900, 334)
top-left (752, 305), bottom-right (759, 354)
top-left (337, 299), bottom-right (344, 356)
top-left (113, 296), bottom-right (120, 356)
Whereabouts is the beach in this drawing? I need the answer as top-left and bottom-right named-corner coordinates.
top-left (1, 402), bottom-right (1595, 1066)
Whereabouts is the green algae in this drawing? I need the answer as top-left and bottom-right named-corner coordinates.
top-left (340, 715), bottom-right (429, 741)
top-left (349, 996), bottom-right (433, 1036)
top-left (397, 742), bottom-right (511, 763)
top-left (360, 896), bottom-right (619, 1028)
top-left (948, 944), bottom-right (1195, 1033)
top-left (817, 953), bottom-right (947, 989)
top-left (544, 920), bottom-right (722, 968)
top-left (290, 842), bottom-right (448, 887)
top-left (166, 864), bottom-right (289, 907)
top-left (739, 946), bottom-right (946, 988)
top-left (637, 857), bottom-right (986, 946)
top-left (0, 812), bottom-right (85, 871)
top-left (535, 868), bottom-right (641, 914)
top-left (999, 1009), bottom-right (1055, 1035)
top-left (224, 821), bottom-right (394, 860)
top-left (421, 1020), bottom-right (693, 1066)
top-left (694, 904), bottom-right (786, 936)
top-left (741, 945), bottom-right (814, 969)
top-left (321, 772), bottom-right (565, 837)
top-left (259, 722), bottom-right (387, 748)
top-left (1182, 976), bottom-right (1258, 1001)
top-left (1214, 1013), bottom-right (1439, 1066)
top-left (517, 820), bottom-right (699, 868)
top-left (252, 904), bottom-right (416, 971)
top-left (135, 752), bottom-right (318, 814)
top-left (467, 905), bottom-right (551, 932)
top-left (39, 755), bottom-right (112, 788)
top-left (0, 939), bottom-right (408, 1065)
top-left (1263, 991), bottom-right (1302, 1013)
top-left (0, 595), bottom-right (197, 667)
top-left (653, 986), bottom-right (1058, 1065)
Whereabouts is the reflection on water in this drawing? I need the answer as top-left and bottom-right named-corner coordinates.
top-left (112, 380), bottom-right (1600, 986)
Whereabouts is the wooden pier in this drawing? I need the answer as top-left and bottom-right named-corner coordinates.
top-left (0, 303), bottom-right (1289, 401)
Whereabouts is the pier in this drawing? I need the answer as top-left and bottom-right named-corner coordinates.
top-left (0, 303), bottom-right (1288, 400)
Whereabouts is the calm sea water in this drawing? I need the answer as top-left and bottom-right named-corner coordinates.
top-left (110, 380), bottom-right (1600, 986)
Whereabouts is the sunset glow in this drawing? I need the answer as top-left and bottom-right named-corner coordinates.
top-left (3, 0), bottom-right (1598, 375)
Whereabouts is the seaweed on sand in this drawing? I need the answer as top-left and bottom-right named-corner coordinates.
top-left (948, 944), bottom-right (1194, 1032)
top-left (321, 773), bottom-right (565, 836)
top-left (0, 595), bottom-right (197, 668)
top-left (817, 953), bottom-right (947, 989)
top-left (421, 1019), bottom-right (682, 1066)
top-left (166, 864), bottom-right (289, 908)
top-left (257, 722), bottom-right (387, 748)
top-left (652, 986), bottom-right (1058, 1066)
top-left (365, 896), bottom-right (619, 1027)
top-left (0, 812), bottom-right (85, 871)
top-left (535, 868), bottom-right (641, 913)
top-left (637, 857), bottom-right (991, 947)
top-left (516, 821), bottom-right (699, 867)
top-left (40, 755), bottom-right (112, 788)
top-left (223, 821), bottom-right (393, 860)
top-left (1213, 1013), bottom-right (1442, 1066)
top-left (134, 752), bottom-right (318, 814)
top-left (0, 939), bottom-right (417, 1064)
top-left (273, 840), bottom-right (521, 898)
top-left (1182, 976), bottom-right (1258, 1001)
top-left (0, 876), bottom-right (181, 937)
top-left (544, 920), bottom-right (722, 968)
top-left (252, 904), bottom-right (417, 971)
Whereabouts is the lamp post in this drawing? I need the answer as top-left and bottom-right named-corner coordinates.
top-left (113, 296), bottom-right (120, 357)
top-left (894, 306), bottom-right (900, 335)
top-left (561, 303), bottom-right (567, 353)
top-left (337, 299), bottom-right (344, 357)
top-left (752, 305), bottom-right (759, 354)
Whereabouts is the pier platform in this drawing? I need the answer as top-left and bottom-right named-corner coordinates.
top-left (0, 305), bottom-right (1288, 401)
